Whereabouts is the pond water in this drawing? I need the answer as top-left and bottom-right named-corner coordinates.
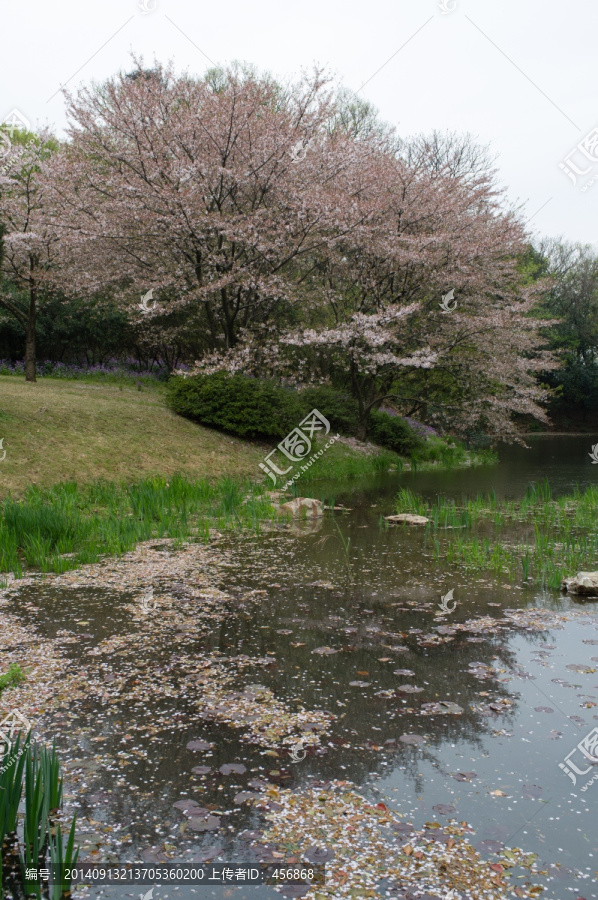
top-left (6, 435), bottom-right (598, 900)
top-left (317, 432), bottom-right (598, 505)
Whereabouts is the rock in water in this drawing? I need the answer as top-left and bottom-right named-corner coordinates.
top-left (561, 571), bottom-right (598, 596)
top-left (279, 497), bottom-right (325, 518)
top-left (384, 514), bottom-right (430, 525)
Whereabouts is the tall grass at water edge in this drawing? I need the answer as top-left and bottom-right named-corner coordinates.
top-left (395, 479), bottom-right (598, 589)
top-left (0, 474), bottom-right (274, 579)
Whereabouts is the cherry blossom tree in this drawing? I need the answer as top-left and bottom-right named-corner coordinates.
top-left (191, 136), bottom-right (556, 440)
top-left (284, 306), bottom-right (438, 440)
top-left (37, 60), bottom-right (557, 437)
top-left (42, 61), bottom-right (387, 351)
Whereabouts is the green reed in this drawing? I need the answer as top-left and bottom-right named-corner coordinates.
top-left (0, 474), bottom-right (276, 578)
top-left (1, 733), bottom-right (78, 900)
top-left (398, 480), bottom-right (598, 589)
top-left (48, 819), bottom-right (79, 900)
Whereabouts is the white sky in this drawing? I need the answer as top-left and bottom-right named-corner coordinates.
top-left (2, 0), bottom-right (596, 246)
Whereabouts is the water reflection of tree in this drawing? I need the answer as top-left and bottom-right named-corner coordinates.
top-left (209, 595), bottom-right (542, 795)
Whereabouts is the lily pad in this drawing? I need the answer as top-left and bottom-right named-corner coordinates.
top-left (186, 739), bottom-right (213, 751)
top-left (476, 839), bottom-right (505, 853)
top-left (420, 701), bottom-right (463, 715)
top-left (397, 684), bottom-right (423, 693)
top-left (279, 888), bottom-right (310, 898)
top-left (393, 669), bottom-right (415, 677)
top-left (219, 763), bottom-right (247, 775)
top-left (248, 779), bottom-right (268, 790)
top-left (173, 798), bottom-right (201, 812)
top-left (311, 646), bottom-right (338, 656)
top-left (187, 815), bottom-right (221, 832)
top-left (140, 849), bottom-right (168, 863)
top-left (303, 845), bottom-right (334, 863)
top-left (191, 766), bottom-right (212, 775)
top-left (197, 846), bottom-right (224, 862)
top-left (522, 784), bottom-right (543, 798)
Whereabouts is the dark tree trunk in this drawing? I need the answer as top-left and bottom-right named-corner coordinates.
top-left (24, 283), bottom-right (37, 382)
top-left (351, 359), bottom-right (366, 441)
top-left (0, 229), bottom-right (36, 375)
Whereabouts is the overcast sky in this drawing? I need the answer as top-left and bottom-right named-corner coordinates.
top-left (2, 0), bottom-right (596, 246)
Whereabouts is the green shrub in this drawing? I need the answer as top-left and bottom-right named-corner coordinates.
top-left (168, 374), bottom-right (429, 456)
top-left (368, 410), bottom-right (424, 455)
top-left (167, 372), bottom-right (304, 439)
top-left (298, 386), bottom-right (360, 435)
top-left (169, 375), bottom-right (362, 441)
top-left (413, 436), bottom-right (467, 466)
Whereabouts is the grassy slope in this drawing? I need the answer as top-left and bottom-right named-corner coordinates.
top-left (0, 376), bottom-right (266, 497)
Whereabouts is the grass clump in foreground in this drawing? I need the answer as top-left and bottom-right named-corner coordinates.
top-left (0, 664), bottom-right (26, 695)
top-left (0, 733), bottom-right (79, 900)
top-left (0, 474), bottom-right (274, 579)
top-left (396, 479), bottom-right (598, 590)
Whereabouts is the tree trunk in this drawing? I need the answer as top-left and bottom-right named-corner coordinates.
top-left (24, 283), bottom-right (37, 382)
top-left (356, 401), bottom-right (373, 442)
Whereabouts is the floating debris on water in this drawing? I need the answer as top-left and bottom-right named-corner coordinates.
top-left (253, 780), bottom-right (545, 898)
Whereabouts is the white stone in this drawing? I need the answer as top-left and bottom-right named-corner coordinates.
top-left (279, 497), bottom-right (325, 518)
top-left (561, 571), bottom-right (598, 595)
top-left (384, 514), bottom-right (430, 525)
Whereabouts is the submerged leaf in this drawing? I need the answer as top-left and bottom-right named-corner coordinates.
top-left (399, 734), bottom-right (424, 744)
top-left (186, 739), bottom-right (213, 750)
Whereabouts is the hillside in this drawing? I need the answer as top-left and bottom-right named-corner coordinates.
top-left (0, 376), bottom-right (265, 497)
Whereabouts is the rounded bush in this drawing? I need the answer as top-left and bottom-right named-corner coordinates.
top-left (167, 372), bottom-right (304, 439)
top-left (298, 386), bottom-right (360, 435)
top-left (169, 373), bottom-right (428, 455)
top-left (368, 409), bottom-right (424, 455)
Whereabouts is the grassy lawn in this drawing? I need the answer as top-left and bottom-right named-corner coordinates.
top-left (0, 376), bottom-right (266, 498)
